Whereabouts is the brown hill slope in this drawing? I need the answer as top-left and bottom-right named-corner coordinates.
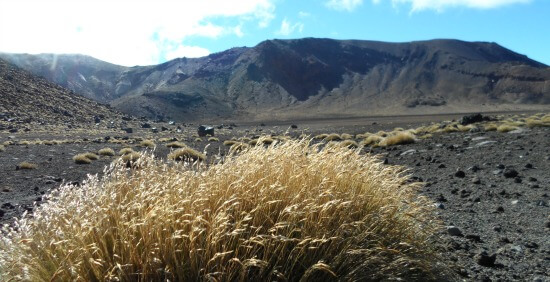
top-left (0, 59), bottom-right (120, 128)
top-left (3, 38), bottom-right (550, 121)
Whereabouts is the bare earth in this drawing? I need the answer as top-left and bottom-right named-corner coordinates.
top-left (1, 113), bottom-right (549, 281)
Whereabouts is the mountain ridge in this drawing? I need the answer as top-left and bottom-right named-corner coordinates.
top-left (2, 38), bottom-right (549, 122)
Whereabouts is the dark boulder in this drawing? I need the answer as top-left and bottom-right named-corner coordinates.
top-left (198, 125), bottom-right (215, 137)
top-left (460, 113), bottom-right (491, 125)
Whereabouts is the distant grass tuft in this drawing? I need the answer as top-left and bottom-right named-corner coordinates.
top-left (73, 154), bottom-right (92, 164)
top-left (98, 148), bottom-right (115, 156)
top-left (496, 124), bottom-right (519, 133)
top-left (84, 152), bottom-right (99, 160)
top-left (18, 162), bottom-right (37, 169)
top-left (208, 137), bottom-right (219, 142)
top-left (0, 145), bottom-right (4, 152)
top-left (166, 141), bottom-right (187, 148)
top-left (324, 133), bottom-right (342, 141)
top-left (119, 147), bottom-right (135, 156)
top-left (223, 140), bottom-right (238, 146)
top-left (139, 140), bottom-right (156, 148)
top-left (361, 135), bottom-right (383, 146)
top-left (168, 147), bottom-right (205, 162)
top-left (0, 139), bottom-right (448, 281)
top-left (379, 132), bottom-right (416, 147)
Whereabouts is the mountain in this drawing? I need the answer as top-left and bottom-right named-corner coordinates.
top-left (2, 38), bottom-right (549, 122)
top-left (0, 58), bottom-right (120, 127)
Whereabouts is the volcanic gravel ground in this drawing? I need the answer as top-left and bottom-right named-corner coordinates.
top-left (1, 119), bottom-right (549, 281)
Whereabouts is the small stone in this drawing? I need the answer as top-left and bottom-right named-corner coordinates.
top-left (454, 170), bottom-right (466, 178)
top-left (475, 251), bottom-right (497, 267)
top-left (525, 242), bottom-right (539, 249)
top-left (471, 177), bottom-right (481, 184)
top-left (446, 226), bottom-right (463, 236)
top-left (524, 163), bottom-right (533, 169)
top-left (438, 163), bottom-right (446, 169)
top-left (495, 206), bottom-right (504, 213)
top-left (466, 234), bottom-right (482, 242)
top-left (503, 168), bottom-right (519, 178)
top-left (514, 177), bottom-right (522, 183)
top-left (511, 200), bottom-right (519, 205)
top-left (436, 194), bottom-right (447, 202)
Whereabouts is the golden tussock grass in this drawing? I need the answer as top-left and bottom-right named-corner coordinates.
top-left (208, 137), bottom-right (219, 142)
top-left (484, 123), bottom-right (498, 131)
top-left (166, 141), bottom-right (187, 148)
top-left (223, 140), bottom-right (238, 146)
top-left (229, 142), bottom-right (250, 154)
top-left (0, 144), bottom-right (5, 152)
top-left (119, 147), bottom-right (135, 156)
top-left (98, 148), bottom-right (115, 156)
top-left (338, 139), bottom-right (359, 149)
top-left (139, 140), bottom-right (156, 148)
top-left (84, 152), bottom-right (99, 160)
top-left (73, 154), bottom-right (93, 164)
top-left (168, 147), bottom-right (206, 162)
top-left (121, 152), bottom-right (141, 165)
top-left (313, 133), bottom-right (328, 140)
top-left (379, 132), bottom-right (416, 147)
top-left (496, 124), bottom-right (519, 133)
top-left (194, 138), bottom-right (203, 142)
top-left (526, 118), bottom-right (550, 128)
top-left (355, 132), bottom-right (372, 139)
top-left (323, 133), bottom-right (342, 141)
top-left (360, 135), bottom-right (383, 146)
top-left (340, 133), bottom-right (353, 140)
top-left (18, 161), bottom-right (37, 169)
top-left (0, 139), bottom-right (447, 281)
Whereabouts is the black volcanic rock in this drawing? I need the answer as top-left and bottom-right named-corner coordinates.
top-left (2, 38), bottom-right (550, 121)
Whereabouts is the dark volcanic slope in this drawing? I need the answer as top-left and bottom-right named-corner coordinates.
top-left (0, 59), bottom-right (119, 126)
top-left (3, 39), bottom-right (550, 121)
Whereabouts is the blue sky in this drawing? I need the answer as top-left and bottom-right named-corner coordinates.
top-left (1, 0), bottom-right (548, 66)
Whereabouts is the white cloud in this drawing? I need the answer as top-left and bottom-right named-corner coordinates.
top-left (390, 0), bottom-right (531, 11)
top-left (298, 11), bottom-right (312, 18)
top-left (325, 0), bottom-right (364, 11)
top-left (0, 0), bottom-right (276, 66)
top-left (276, 19), bottom-right (304, 36)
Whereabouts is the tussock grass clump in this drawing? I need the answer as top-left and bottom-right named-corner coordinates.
top-left (84, 152), bottom-right (99, 160)
top-left (166, 141), bottom-right (187, 148)
top-left (340, 133), bottom-right (353, 140)
top-left (18, 161), bottom-right (37, 169)
top-left (139, 140), bottom-right (156, 148)
top-left (0, 144), bottom-right (5, 152)
top-left (119, 147), bottom-right (134, 156)
top-left (380, 132), bottom-right (416, 147)
top-left (0, 140), bottom-right (446, 281)
top-left (324, 133), bottom-right (342, 141)
top-left (98, 147), bottom-right (115, 156)
top-left (526, 118), bottom-right (550, 128)
top-left (484, 123), bottom-right (498, 131)
top-left (339, 139), bottom-right (359, 149)
top-left (497, 124), bottom-right (519, 133)
top-left (313, 133), bottom-right (328, 140)
top-left (194, 137), bottom-right (203, 142)
top-left (168, 147), bottom-right (206, 162)
top-left (73, 154), bottom-right (92, 164)
top-left (361, 135), bottom-right (383, 146)
top-left (223, 140), bottom-right (238, 146)
top-left (208, 137), bottom-right (219, 142)
top-left (229, 142), bottom-right (249, 154)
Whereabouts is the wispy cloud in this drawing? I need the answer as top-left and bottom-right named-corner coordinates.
top-left (276, 19), bottom-right (305, 36)
top-left (325, 0), bottom-right (364, 12)
top-left (389, 0), bottom-right (531, 11)
top-left (0, 0), bottom-right (276, 66)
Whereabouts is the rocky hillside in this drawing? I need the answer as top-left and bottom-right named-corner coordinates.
top-left (2, 38), bottom-right (550, 121)
top-left (0, 59), bottom-right (120, 128)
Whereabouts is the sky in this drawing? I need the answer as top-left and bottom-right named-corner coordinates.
top-left (0, 0), bottom-right (548, 66)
